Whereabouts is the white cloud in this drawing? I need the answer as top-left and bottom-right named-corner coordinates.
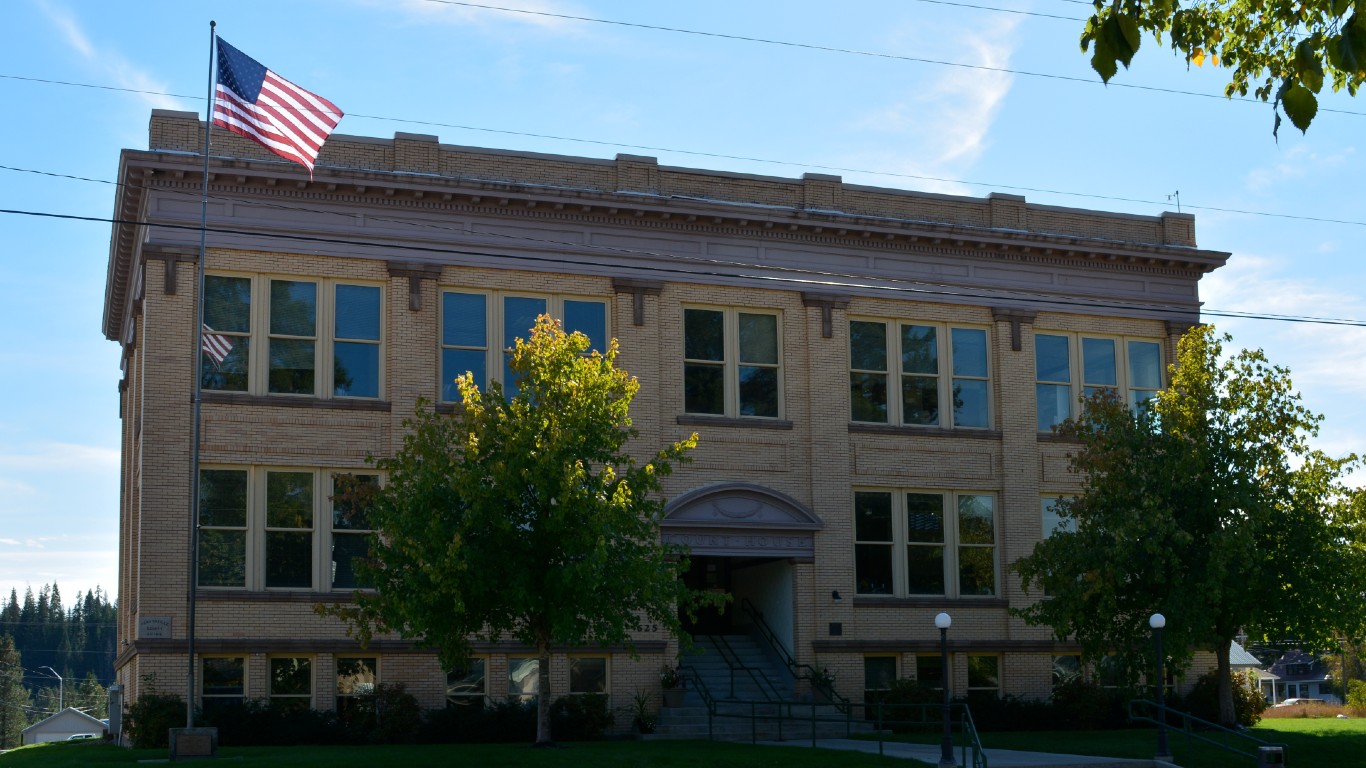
top-left (37, 1), bottom-right (183, 111)
top-left (839, 16), bottom-right (1020, 194)
top-left (0, 536), bottom-right (118, 596)
top-left (1242, 144), bottom-right (1355, 193)
top-left (0, 441), bottom-right (119, 473)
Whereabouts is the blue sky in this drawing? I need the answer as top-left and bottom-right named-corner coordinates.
top-left (2, 0), bottom-right (1362, 601)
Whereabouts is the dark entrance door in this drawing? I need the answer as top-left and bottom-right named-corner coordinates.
top-left (680, 556), bottom-right (733, 635)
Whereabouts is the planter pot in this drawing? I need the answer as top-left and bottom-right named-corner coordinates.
top-left (662, 688), bottom-right (685, 707)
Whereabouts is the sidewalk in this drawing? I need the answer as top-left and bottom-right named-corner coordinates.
top-left (759, 737), bottom-right (1170, 767)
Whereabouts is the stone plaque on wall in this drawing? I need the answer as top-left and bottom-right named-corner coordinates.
top-left (138, 616), bottom-right (171, 639)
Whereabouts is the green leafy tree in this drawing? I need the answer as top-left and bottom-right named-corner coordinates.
top-left (1014, 325), bottom-right (1366, 726)
top-left (69, 671), bottom-right (108, 718)
top-left (0, 634), bottom-right (31, 748)
top-left (326, 316), bottom-right (717, 745)
top-left (1080, 1), bottom-right (1366, 135)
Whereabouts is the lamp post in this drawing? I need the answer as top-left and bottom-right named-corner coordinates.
top-left (38, 666), bottom-right (63, 712)
top-left (935, 612), bottom-right (954, 768)
top-left (1149, 614), bottom-right (1171, 761)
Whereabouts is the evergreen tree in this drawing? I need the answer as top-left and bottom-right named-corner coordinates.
top-left (0, 634), bottom-right (31, 748)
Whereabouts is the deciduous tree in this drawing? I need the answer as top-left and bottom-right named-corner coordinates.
top-left (1080, 1), bottom-right (1366, 134)
top-left (1014, 325), bottom-right (1366, 726)
top-left (325, 316), bottom-right (716, 744)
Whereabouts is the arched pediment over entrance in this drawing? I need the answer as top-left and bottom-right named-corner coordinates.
top-left (661, 482), bottom-right (822, 561)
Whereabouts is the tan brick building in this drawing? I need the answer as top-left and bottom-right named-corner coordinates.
top-left (102, 110), bottom-right (1228, 718)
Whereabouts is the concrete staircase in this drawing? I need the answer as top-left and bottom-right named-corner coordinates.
top-left (652, 635), bottom-right (873, 741)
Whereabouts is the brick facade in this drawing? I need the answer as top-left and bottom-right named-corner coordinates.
top-left (103, 110), bottom-right (1228, 720)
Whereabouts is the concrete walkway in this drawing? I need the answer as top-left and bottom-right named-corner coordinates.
top-left (758, 737), bottom-right (1170, 767)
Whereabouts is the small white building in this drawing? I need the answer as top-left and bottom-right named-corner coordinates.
top-left (19, 708), bottom-right (107, 745)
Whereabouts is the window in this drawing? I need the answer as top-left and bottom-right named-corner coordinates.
top-left (440, 291), bottom-right (608, 401)
top-left (569, 657), bottom-right (607, 695)
top-left (197, 467), bottom-right (380, 592)
top-left (850, 320), bottom-right (990, 428)
top-left (1052, 655), bottom-right (1082, 690)
top-left (336, 657), bottom-right (377, 722)
top-left (330, 474), bottom-right (377, 590)
top-left (509, 658), bottom-right (540, 702)
top-left (1041, 497), bottom-right (1075, 539)
top-left (863, 655), bottom-right (898, 721)
top-left (1035, 332), bottom-right (1163, 431)
top-left (915, 655), bottom-right (944, 690)
top-left (684, 307), bottom-right (781, 418)
top-left (967, 655), bottom-right (1000, 699)
top-left (200, 274), bottom-right (384, 399)
top-left (270, 656), bottom-right (312, 712)
top-left (202, 657), bottom-right (245, 715)
top-left (447, 659), bottom-right (487, 708)
top-left (854, 490), bottom-right (997, 597)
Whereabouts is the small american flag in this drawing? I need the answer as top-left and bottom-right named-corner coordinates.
top-left (202, 324), bottom-right (234, 366)
top-left (213, 38), bottom-right (343, 176)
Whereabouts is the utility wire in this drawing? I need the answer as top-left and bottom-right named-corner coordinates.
top-left (4, 206), bottom-right (1365, 328)
top-left (415, 0), bottom-right (1363, 116)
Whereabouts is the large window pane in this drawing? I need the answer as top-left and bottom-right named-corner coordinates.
top-left (850, 372), bottom-right (888, 422)
top-left (563, 300), bottom-right (606, 352)
top-left (201, 336), bottom-right (250, 392)
top-left (738, 366), bottom-right (778, 417)
top-left (968, 655), bottom-right (1000, 697)
top-left (335, 285), bottom-right (380, 341)
top-left (269, 338), bottom-right (316, 395)
top-left (855, 492), bottom-right (894, 541)
top-left (738, 313), bottom-right (778, 365)
top-left (270, 657), bottom-right (311, 696)
top-left (906, 546), bottom-right (945, 595)
top-left (266, 532), bottom-right (312, 588)
top-left (905, 494), bottom-right (944, 543)
top-left (1042, 497), bottom-right (1075, 538)
top-left (855, 545), bottom-right (894, 595)
top-left (855, 492), bottom-right (894, 595)
top-left (203, 657), bottom-right (245, 696)
top-left (331, 533), bottom-right (369, 590)
top-left (334, 342), bottom-right (379, 398)
top-left (958, 546), bottom-right (996, 596)
top-left (850, 321), bottom-right (887, 372)
top-left (684, 364), bottom-right (724, 415)
top-left (570, 657), bottom-right (607, 694)
top-left (916, 655), bottom-right (943, 689)
top-left (900, 325), bottom-right (938, 375)
top-left (205, 276), bottom-right (252, 333)
top-left (684, 309), bottom-right (724, 361)
top-left (1037, 383), bottom-right (1072, 431)
top-left (442, 292), bottom-right (487, 347)
top-left (901, 376), bottom-right (939, 425)
top-left (952, 379), bottom-right (989, 428)
top-left (200, 470), bottom-right (247, 527)
top-left (958, 496), bottom-right (995, 545)
top-left (508, 658), bottom-right (540, 701)
top-left (270, 280), bottom-right (316, 337)
top-left (951, 328), bottom-right (988, 378)
top-left (198, 530), bottom-right (246, 587)
top-left (267, 472), bottom-right (313, 528)
top-left (502, 297), bottom-right (546, 398)
top-left (1035, 335), bottom-right (1070, 382)
top-left (447, 660), bottom-right (486, 707)
top-left (442, 349), bottom-right (485, 402)
top-left (1082, 337), bottom-right (1117, 388)
top-left (1127, 341), bottom-right (1162, 389)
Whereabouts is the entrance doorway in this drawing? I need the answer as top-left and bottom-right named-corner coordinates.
top-left (680, 555), bottom-right (795, 656)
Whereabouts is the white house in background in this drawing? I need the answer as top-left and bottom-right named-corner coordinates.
top-left (19, 708), bottom-right (107, 745)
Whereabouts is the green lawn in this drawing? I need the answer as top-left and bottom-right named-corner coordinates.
top-left (0, 740), bottom-right (925, 768)
top-left (862, 716), bottom-right (1366, 768)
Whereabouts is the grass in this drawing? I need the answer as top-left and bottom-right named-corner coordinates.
top-left (0, 740), bottom-right (926, 768)
top-left (860, 715), bottom-right (1366, 768)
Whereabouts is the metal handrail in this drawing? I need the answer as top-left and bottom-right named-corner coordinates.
top-left (708, 633), bottom-right (786, 702)
top-left (739, 597), bottom-right (852, 713)
top-left (960, 704), bottom-right (987, 768)
top-left (1128, 698), bottom-right (1288, 765)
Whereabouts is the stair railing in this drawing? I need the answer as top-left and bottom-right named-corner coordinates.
top-left (739, 597), bottom-right (851, 713)
top-left (709, 633), bottom-right (785, 702)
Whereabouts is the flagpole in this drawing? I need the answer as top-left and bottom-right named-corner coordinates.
top-left (187, 18), bottom-right (216, 731)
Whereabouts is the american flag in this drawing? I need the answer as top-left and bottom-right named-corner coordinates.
top-left (201, 324), bottom-right (234, 366)
top-left (213, 38), bottom-right (343, 176)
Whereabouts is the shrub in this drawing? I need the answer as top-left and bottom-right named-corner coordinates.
top-left (1348, 679), bottom-right (1366, 715)
top-left (1182, 670), bottom-right (1267, 727)
top-left (1050, 678), bottom-right (1130, 730)
top-left (417, 699), bottom-right (536, 744)
top-left (372, 684), bottom-right (423, 744)
top-left (198, 699), bottom-right (353, 746)
top-left (550, 693), bottom-right (614, 741)
top-left (125, 692), bottom-right (185, 749)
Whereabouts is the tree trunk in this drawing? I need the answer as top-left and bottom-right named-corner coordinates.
top-left (535, 639), bottom-right (554, 746)
top-left (1216, 635), bottom-right (1236, 727)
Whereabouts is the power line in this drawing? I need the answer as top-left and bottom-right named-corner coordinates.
top-left (908, 0), bottom-right (1084, 21)
top-left (414, 1), bottom-right (1364, 117)
top-left (3, 205), bottom-right (1365, 328)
